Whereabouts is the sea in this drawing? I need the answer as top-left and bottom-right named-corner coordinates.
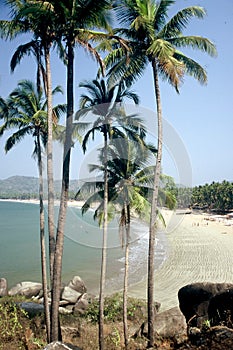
top-left (0, 200), bottom-right (167, 295)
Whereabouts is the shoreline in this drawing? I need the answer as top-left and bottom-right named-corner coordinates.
top-left (128, 211), bottom-right (233, 311)
top-left (1, 199), bottom-right (233, 311)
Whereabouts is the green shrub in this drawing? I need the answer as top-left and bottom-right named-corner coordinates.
top-left (0, 301), bottom-right (28, 344)
top-left (83, 293), bottom-right (147, 323)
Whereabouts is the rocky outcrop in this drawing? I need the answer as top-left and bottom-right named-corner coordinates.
top-left (5, 276), bottom-right (89, 315)
top-left (0, 278), bottom-right (8, 296)
top-left (178, 282), bottom-right (233, 327)
top-left (8, 281), bottom-right (42, 298)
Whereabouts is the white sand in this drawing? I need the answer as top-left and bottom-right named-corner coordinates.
top-left (128, 210), bottom-right (233, 311)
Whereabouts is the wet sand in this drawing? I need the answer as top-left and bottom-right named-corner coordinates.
top-left (128, 211), bottom-right (233, 311)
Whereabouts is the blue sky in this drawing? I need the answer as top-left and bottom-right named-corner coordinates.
top-left (0, 0), bottom-right (232, 186)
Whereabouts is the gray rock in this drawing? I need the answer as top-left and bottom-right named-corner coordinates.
top-left (43, 341), bottom-right (82, 350)
top-left (67, 276), bottom-right (87, 294)
top-left (8, 281), bottom-right (42, 298)
top-left (154, 306), bottom-right (186, 337)
top-left (61, 286), bottom-right (82, 304)
top-left (0, 278), bottom-right (8, 297)
top-left (73, 293), bottom-right (89, 315)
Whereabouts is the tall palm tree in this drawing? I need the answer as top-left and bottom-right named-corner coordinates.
top-left (1, 0), bottom-right (65, 293)
top-left (76, 77), bottom-right (145, 350)
top-left (104, 1), bottom-right (217, 345)
top-left (0, 79), bottom-right (65, 343)
top-left (33, 1), bottom-right (113, 341)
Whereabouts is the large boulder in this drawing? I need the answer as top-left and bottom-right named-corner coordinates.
top-left (0, 278), bottom-right (8, 297)
top-left (178, 282), bottom-right (233, 327)
top-left (67, 276), bottom-right (87, 294)
top-left (8, 281), bottom-right (42, 298)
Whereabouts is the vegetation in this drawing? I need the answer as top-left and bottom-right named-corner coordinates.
top-left (191, 181), bottom-right (233, 213)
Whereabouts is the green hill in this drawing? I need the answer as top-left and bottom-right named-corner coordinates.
top-left (0, 176), bottom-right (80, 199)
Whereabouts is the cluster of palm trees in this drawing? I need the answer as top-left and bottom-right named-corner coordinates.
top-left (191, 181), bottom-right (233, 213)
top-left (0, 0), bottom-right (216, 349)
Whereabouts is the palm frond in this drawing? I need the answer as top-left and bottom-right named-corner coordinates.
top-left (5, 126), bottom-right (32, 152)
top-left (159, 6), bottom-right (206, 38)
top-left (170, 36), bottom-right (217, 57)
top-left (174, 51), bottom-right (208, 85)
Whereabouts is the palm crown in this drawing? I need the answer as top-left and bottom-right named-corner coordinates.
top-left (106, 0), bottom-right (217, 89)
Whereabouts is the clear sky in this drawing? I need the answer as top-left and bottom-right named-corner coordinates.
top-left (0, 0), bottom-right (232, 186)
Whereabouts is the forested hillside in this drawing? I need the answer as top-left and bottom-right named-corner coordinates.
top-left (0, 175), bottom-right (80, 199)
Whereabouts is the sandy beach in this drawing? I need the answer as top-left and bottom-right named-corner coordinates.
top-left (128, 210), bottom-right (233, 311)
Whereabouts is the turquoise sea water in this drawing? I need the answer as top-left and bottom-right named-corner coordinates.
top-left (0, 201), bottom-right (166, 294)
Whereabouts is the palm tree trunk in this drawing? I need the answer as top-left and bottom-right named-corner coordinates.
top-left (99, 130), bottom-right (108, 350)
top-left (44, 46), bottom-right (55, 285)
top-left (50, 42), bottom-right (74, 342)
top-left (147, 59), bottom-right (163, 348)
top-left (123, 203), bottom-right (130, 349)
top-left (37, 132), bottom-right (50, 343)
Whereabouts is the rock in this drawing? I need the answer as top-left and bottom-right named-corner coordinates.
top-left (43, 341), bottom-right (82, 350)
top-left (0, 278), bottom-right (8, 296)
top-left (59, 306), bottom-right (73, 315)
top-left (178, 282), bottom-right (233, 327)
top-left (154, 306), bottom-right (187, 337)
top-left (208, 288), bottom-right (233, 327)
top-left (73, 293), bottom-right (89, 315)
top-left (61, 286), bottom-right (82, 304)
top-left (19, 302), bottom-right (44, 316)
top-left (132, 302), bottom-right (172, 338)
top-left (67, 276), bottom-right (87, 294)
top-left (8, 281), bottom-right (42, 298)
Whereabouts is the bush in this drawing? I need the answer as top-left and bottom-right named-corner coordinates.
top-left (0, 301), bottom-right (28, 346)
top-left (83, 293), bottom-right (147, 323)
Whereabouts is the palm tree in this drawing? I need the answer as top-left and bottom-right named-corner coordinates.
top-left (76, 136), bottom-right (176, 348)
top-left (0, 79), bottom-right (65, 342)
top-left (76, 77), bottom-right (146, 350)
top-left (35, 1), bottom-right (113, 341)
top-left (1, 0), bottom-right (65, 295)
top-left (99, 137), bottom-right (156, 349)
top-left (104, 1), bottom-right (217, 345)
